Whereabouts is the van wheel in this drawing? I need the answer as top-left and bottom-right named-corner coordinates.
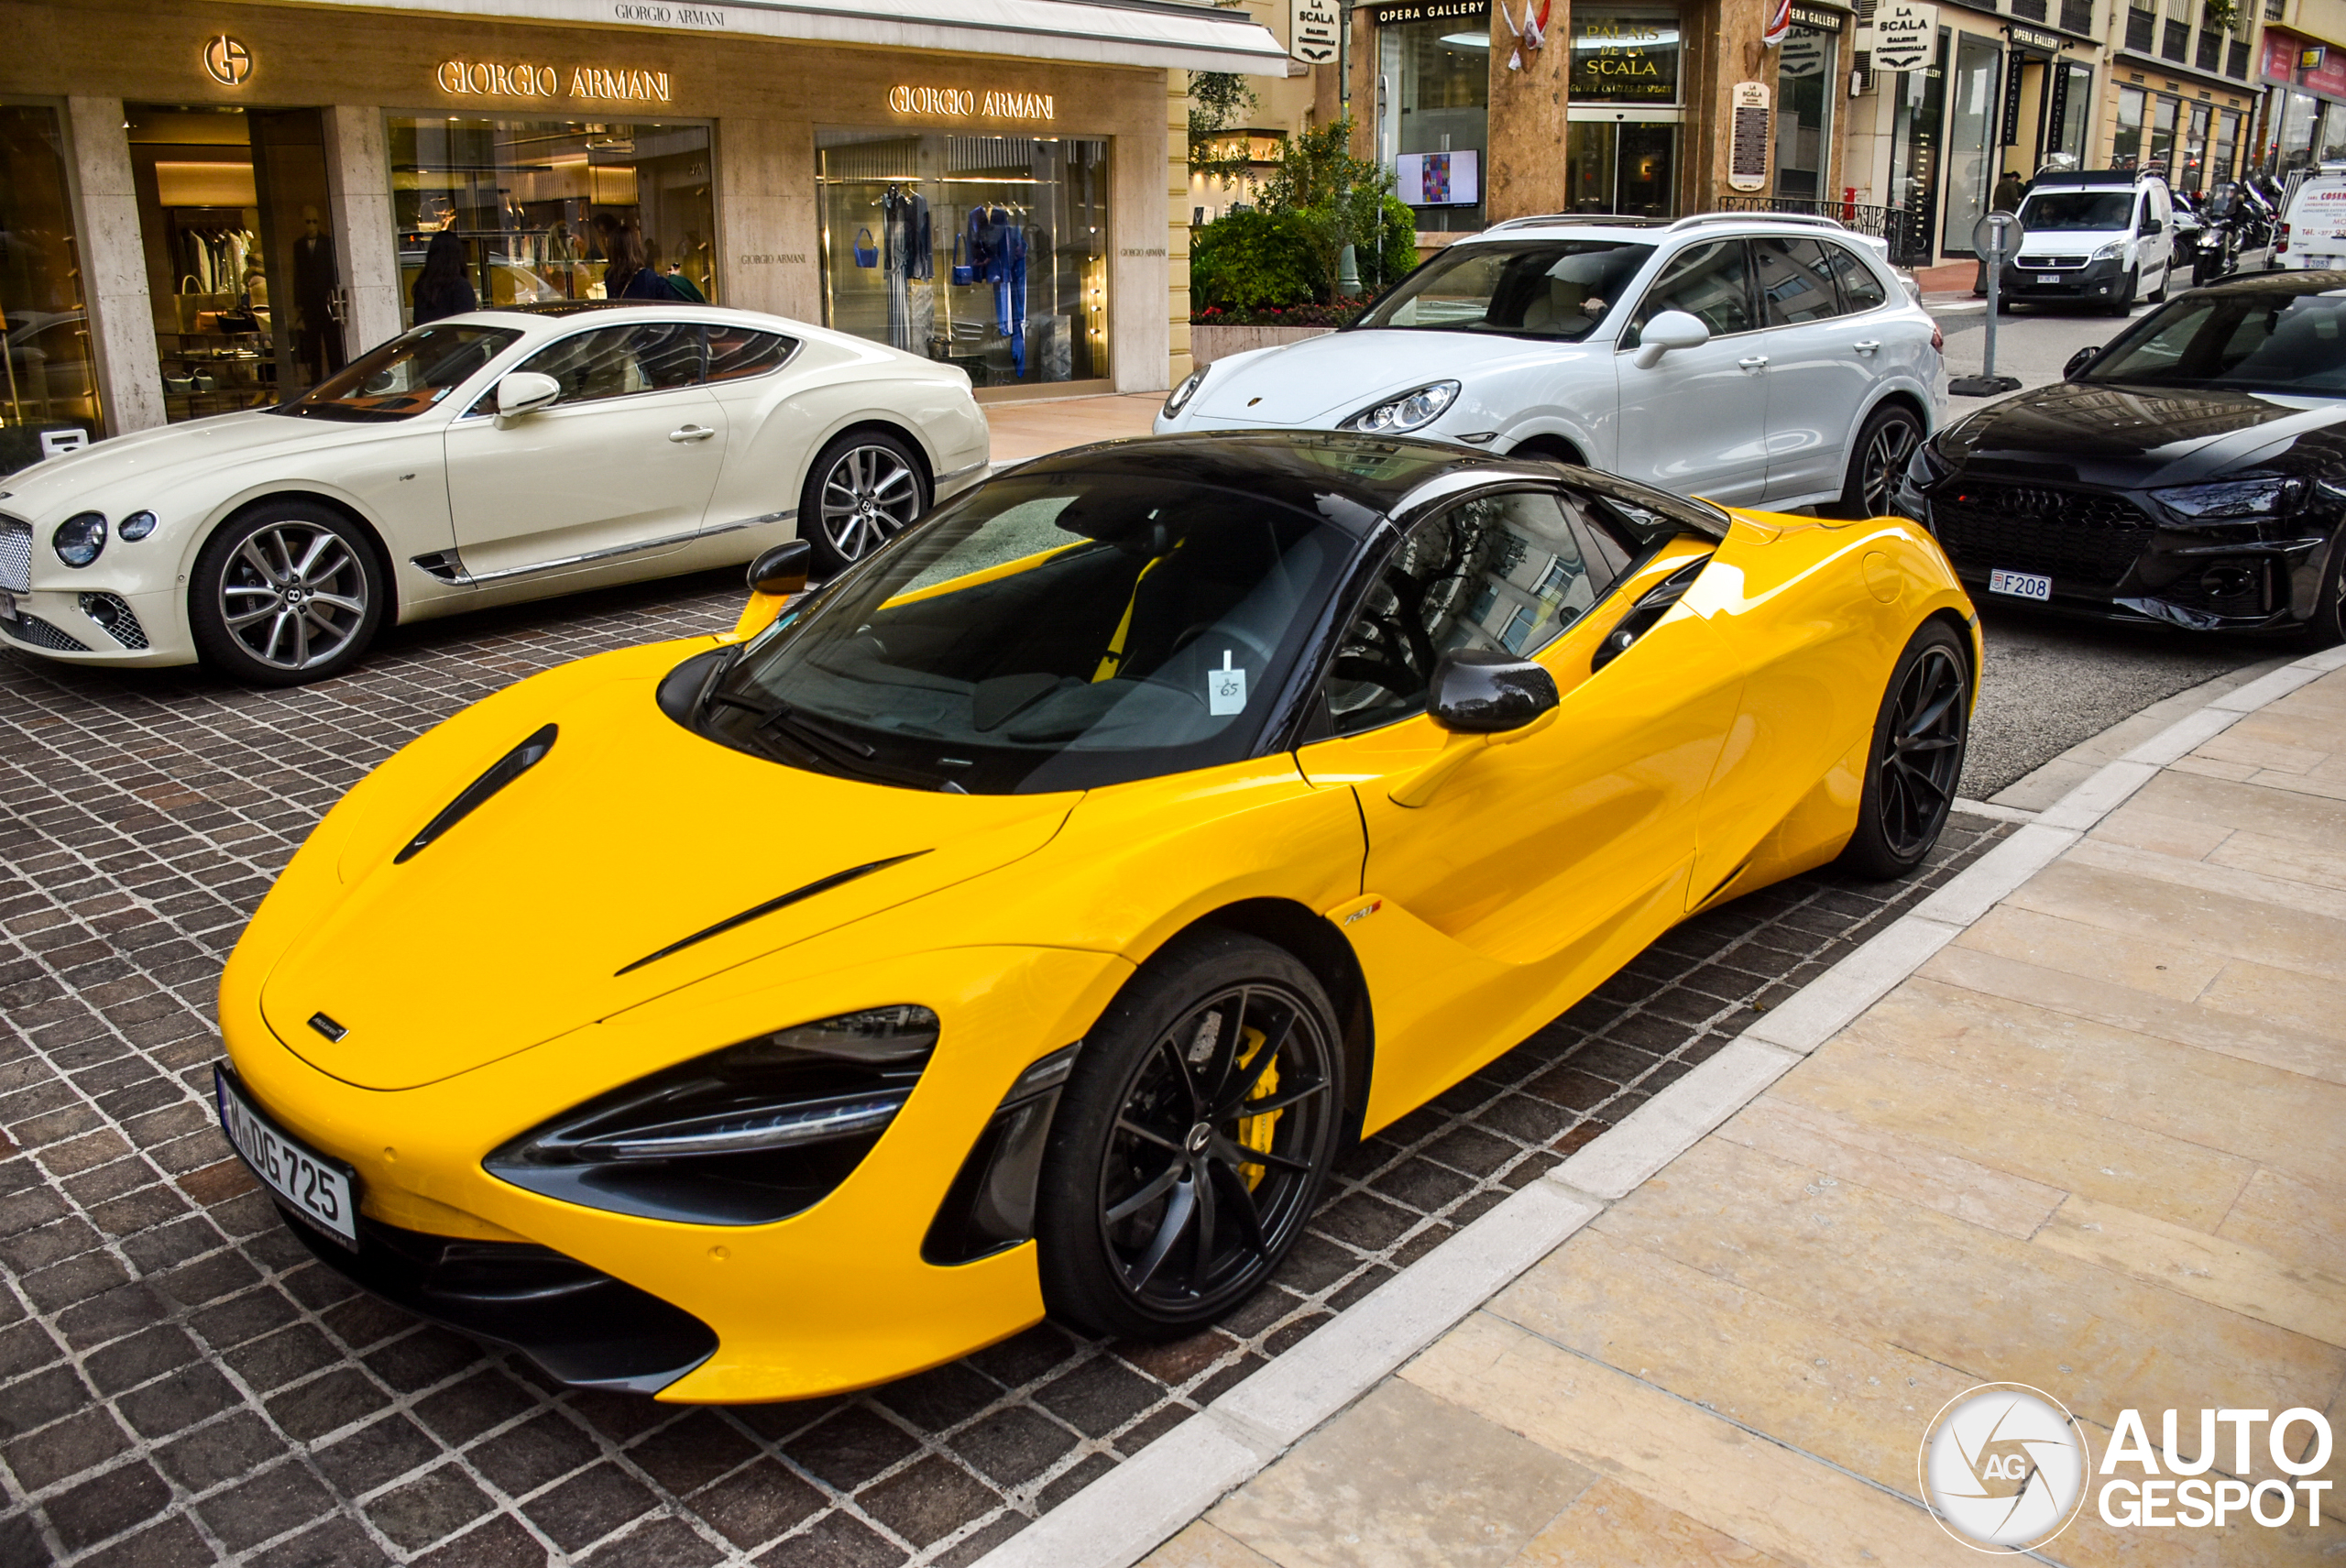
top-left (2107, 269), bottom-right (2137, 316)
top-left (2147, 264), bottom-right (2169, 303)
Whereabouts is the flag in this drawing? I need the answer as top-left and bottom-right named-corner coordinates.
top-left (1763, 0), bottom-right (1792, 48)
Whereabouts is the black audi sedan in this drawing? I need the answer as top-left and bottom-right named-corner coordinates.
top-left (1895, 270), bottom-right (2346, 643)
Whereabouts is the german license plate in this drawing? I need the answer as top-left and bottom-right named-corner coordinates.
top-left (214, 1065), bottom-right (357, 1247)
top-left (1989, 568), bottom-right (2053, 601)
top-left (2036, 273), bottom-right (2059, 283)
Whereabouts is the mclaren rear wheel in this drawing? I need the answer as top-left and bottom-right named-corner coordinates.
top-left (1837, 620), bottom-right (1971, 881)
top-left (1036, 930), bottom-right (1343, 1340)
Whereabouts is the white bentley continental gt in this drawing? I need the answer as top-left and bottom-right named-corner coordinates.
top-left (0, 302), bottom-right (989, 684)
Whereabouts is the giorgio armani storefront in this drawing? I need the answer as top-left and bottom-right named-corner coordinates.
top-left (0, 0), bottom-right (1280, 466)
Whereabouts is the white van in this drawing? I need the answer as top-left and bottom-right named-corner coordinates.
top-left (2278, 162), bottom-right (2346, 269)
top-left (1999, 170), bottom-right (2176, 314)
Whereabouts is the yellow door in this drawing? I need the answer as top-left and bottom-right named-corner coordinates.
top-left (1296, 488), bottom-right (1741, 1132)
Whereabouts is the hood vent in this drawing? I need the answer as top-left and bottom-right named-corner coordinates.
top-left (615, 851), bottom-right (930, 977)
top-left (395, 725), bottom-right (558, 865)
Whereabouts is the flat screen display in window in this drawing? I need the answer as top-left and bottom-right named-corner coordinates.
top-left (1570, 9), bottom-right (1683, 104)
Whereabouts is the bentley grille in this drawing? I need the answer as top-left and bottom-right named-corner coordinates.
top-left (0, 515), bottom-right (30, 593)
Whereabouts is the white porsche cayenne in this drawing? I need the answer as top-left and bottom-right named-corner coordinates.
top-left (0, 302), bottom-right (988, 685)
top-left (1157, 214), bottom-right (1944, 516)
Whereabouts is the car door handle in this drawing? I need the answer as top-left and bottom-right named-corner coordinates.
top-left (1853, 339), bottom-right (1881, 355)
top-left (1738, 356), bottom-right (1770, 371)
top-left (668, 424), bottom-right (715, 443)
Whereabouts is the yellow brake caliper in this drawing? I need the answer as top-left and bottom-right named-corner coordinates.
top-left (1231, 1026), bottom-right (1280, 1190)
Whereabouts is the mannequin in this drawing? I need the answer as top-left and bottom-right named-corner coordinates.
top-left (292, 206), bottom-right (345, 381)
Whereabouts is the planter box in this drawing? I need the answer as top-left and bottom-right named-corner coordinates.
top-left (1190, 323), bottom-right (1335, 365)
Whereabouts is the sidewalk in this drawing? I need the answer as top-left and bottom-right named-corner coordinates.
top-left (984, 392), bottom-right (1161, 465)
top-left (993, 651), bottom-right (2346, 1568)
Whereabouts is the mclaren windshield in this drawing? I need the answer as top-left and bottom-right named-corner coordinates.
top-left (694, 473), bottom-right (1363, 793)
top-left (1352, 240), bottom-right (1658, 341)
top-left (2082, 287), bottom-right (2346, 394)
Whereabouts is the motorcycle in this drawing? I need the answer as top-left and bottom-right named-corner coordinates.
top-left (2194, 178), bottom-right (2279, 280)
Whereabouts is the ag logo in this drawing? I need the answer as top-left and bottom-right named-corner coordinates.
top-left (1919, 1383), bottom-right (2091, 1552)
top-left (204, 35), bottom-right (254, 86)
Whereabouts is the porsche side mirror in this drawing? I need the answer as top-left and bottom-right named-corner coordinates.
top-left (1632, 310), bottom-right (1710, 370)
top-left (1391, 650), bottom-right (1561, 809)
top-left (747, 539), bottom-right (811, 598)
top-left (728, 539), bottom-right (813, 641)
top-left (2063, 345), bottom-right (2101, 380)
top-left (496, 370), bottom-right (562, 422)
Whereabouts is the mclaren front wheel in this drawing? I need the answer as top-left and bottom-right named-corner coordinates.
top-left (1836, 620), bottom-right (1972, 880)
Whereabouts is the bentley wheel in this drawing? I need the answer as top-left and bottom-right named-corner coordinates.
top-left (1831, 405), bottom-right (1924, 520)
top-left (1037, 930), bottom-right (1343, 1340)
top-left (189, 502), bottom-right (385, 686)
top-left (800, 432), bottom-right (926, 578)
top-left (1837, 621), bottom-right (1971, 880)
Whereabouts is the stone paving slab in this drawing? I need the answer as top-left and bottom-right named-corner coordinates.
top-left (0, 570), bottom-right (2006, 1566)
top-left (1144, 663), bottom-right (2346, 1568)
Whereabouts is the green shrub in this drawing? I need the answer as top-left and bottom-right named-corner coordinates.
top-left (1190, 208), bottom-right (1321, 312)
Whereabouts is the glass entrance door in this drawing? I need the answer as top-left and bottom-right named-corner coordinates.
top-left (127, 104), bottom-right (345, 424)
top-left (1565, 117), bottom-right (1680, 216)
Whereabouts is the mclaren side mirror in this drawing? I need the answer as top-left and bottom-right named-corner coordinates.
top-left (495, 370), bottom-right (562, 422)
top-left (1632, 309), bottom-right (1711, 370)
top-left (728, 539), bottom-right (813, 641)
top-left (2064, 345), bottom-right (2101, 380)
top-left (1390, 650), bottom-right (1562, 809)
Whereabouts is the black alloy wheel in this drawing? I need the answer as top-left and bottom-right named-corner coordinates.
top-left (1832, 405), bottom-right (1925, 520)
top-left (799, 431), bottom-right (927, 578)
top-left (1837, 621), bottom-right (1971, 879)
top-left (188, 501), bottom-right (386, 686)
top-left (2300, 531), bottom-right (2346, 650)
top-left (1037, 931), bottom-right (1343, 1339)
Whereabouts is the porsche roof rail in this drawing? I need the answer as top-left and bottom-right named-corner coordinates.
top-left (1485, 214), bottom-right (1669, 231)
top-left (1668, 211), bottom-right (1853, 233)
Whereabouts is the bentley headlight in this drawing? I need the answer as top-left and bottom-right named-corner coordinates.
top-left (486, 1005), bottom-right (938, 1223)
top-left (118, 510), bottom-right (159, 542)
top-left (2151, 478), bottom-right (2305, 519)
top-left (53, 511), bottom-right (105, 567)
top-left (1162, 367), bottom-right (1208, 420)
top-left (1342, 380), bottom-right (1461, 434)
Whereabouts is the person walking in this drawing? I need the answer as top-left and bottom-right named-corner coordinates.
top-left (411, 230), bottom-right (477, 324)
top-left (602, 225), bottom-right (681, 302)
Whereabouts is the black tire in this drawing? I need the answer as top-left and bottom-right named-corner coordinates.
top-left (1829, 403), bottom-right (1926, 521)
top-left (1036, 929), bottom-right (1344, 1340)
top-left (1837, 620), bottom-right (1972, 881)
top-left (188, 501), bottom-right (386, 686)
top-left (2108, 268), bottom-right (2137, 317)
top-left (2296, 531), bottom-right (2346, 650)
top-left (2147, 263), bottom-right (2169, 303)
top-left (798, 430), bottom-right (928, 578)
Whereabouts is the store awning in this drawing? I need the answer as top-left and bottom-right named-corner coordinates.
top-left (285, 0), bottom-right (1291, 73)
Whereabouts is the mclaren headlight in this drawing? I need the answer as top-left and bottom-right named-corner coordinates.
top-left (486, 1005), bottom-right (939, 1223)
top-left (1341, 380), bottom-right (1461, 434)
top-left (2150, 477), bottom-right (2306, 520)
top-left (1163, 367), bottom-right (1208, 420)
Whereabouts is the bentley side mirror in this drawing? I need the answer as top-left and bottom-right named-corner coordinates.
top-left (2063, 345), bottom-right (2101, 380)
top-left (1391, 650), bottom-right (1562, 808)
top-left (1632, 310), bottom-right (1711, 370)
top-left (495, 370), bottom-right (562, 422)
top-left (728, 540), bottom-right (813, 641)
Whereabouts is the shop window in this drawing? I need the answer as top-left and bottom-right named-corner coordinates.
top-left (386, 115), bottom-right (717, 324)
top-left (816, 131), bottom-right (1109, 389)
top-left (0, 104), bottom-right (101, 474)
top-left (1773, 26), bottom-right (1837, 201)
top-left (1887, 32), bottom-right (1949, 258)
top-left (2113, 85), bottom-right (2148, 169)
top-left (2151, 94), bottom-right (2182, 175)
top-left (2211, 107), bottom-right (2242, 181)
top-left (2183, 103), bottom-right (2212, 190)
top-left (1941, 34), bottom-right (2002, 257)
top-left (1570, 8), bottom-right (1683, 104)
top-left (1377, 16), bottom-right (1492, 232)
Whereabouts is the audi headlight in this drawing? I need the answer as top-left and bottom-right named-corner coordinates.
top-left (486, 1004), bottom-right (938, 1223)
top-left (2150, 477), bottom-right (2306, 520)
top-left (52, 511), bottom-right (105, 567)
top-left (2091, 242), bottom-right (2125, 262)
top-left (1341, 380), bottom-right (1461, 434)
top-left (118, 510), bottom-right (159, 542)
top-left (1907, 438), bottom-right (1954, 485)
top-left (1163, 367), bottom-right (1208, 420)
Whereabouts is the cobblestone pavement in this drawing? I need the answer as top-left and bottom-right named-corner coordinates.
top-left (0, 575), bottom-right (2010, 1568)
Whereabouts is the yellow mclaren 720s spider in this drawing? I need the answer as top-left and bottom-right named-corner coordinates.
top-left (214, 431), bottom-right (1979, 1403)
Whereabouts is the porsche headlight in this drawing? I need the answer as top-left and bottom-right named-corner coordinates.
top-left (1163, 367), bottom-right (1208, 419)
top-left (2150, 477), bottom-right (2306, 520)
top-left (486, 1005), bottom-right (938, 1223)
top-left (53, 511), bottom-right (105, 567)
top-left (1341, 380), bottom-right (1461, 434)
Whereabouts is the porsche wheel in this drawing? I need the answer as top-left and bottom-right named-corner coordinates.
top-left (801, 432), bottom-right (926, 578)
top-left (1037, 931), bottom-right (1343, 1340)
top-left (1837, 621), bottom-right (1970, 880)
top-left (189, 502), bottom-right (385, 686)
top-left (1831, 404), bottom-right (1924, 521)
